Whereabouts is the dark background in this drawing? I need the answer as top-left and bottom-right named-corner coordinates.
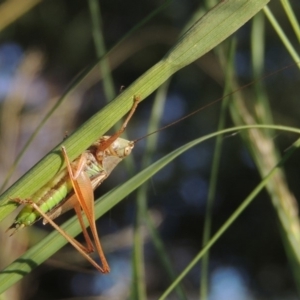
top-left (0, 0), bottom-right (299, 299)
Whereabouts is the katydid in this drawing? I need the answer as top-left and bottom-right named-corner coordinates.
top-left (8, 96), bottom-right (140, 273)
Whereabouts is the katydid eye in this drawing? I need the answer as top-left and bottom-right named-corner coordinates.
top-left (124, 146), bottom-right (131, 156)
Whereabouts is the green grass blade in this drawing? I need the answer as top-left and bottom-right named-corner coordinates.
top-left (88, 0), bottom-right (115, 101)
top-left (200, 40), bottom-right (236, 299)
top-left (0, 1), bottom-right (169, 193)
top-left (1, 124), bottom-right (299, 293)
top-left (280, 0), bottom-right (300, 42)
top-left (131, 84), bottom-right (169, 300)
top-left (0, 0), bottom-right (270, 226)
top-left (263, 6), bottom-right (300, 65)
top-left (0, 0), bottom-right (40, 32)
top-left (159, 136), bottom-right (300, 300)
top-left (141, 83), bottom-right (187, 300)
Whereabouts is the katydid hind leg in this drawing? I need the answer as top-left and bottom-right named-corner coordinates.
top-left (70, 169), bottom-right (110, 273)
top-left (62, 147), bottom-right (110, 273)
top-left (21, 199), bottom-right (109, 273)
top-left (73, 202), bottom-right (94, 253)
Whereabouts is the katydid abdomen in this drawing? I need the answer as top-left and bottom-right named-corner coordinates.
top-left (8, 169), bottom-right (72, 230)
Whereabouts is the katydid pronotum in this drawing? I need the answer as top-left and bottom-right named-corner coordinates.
top-left (8, 96), bottom-right (140, 273)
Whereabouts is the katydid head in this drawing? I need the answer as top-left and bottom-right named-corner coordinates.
top-left (93, 136), bottom-right (134, 162)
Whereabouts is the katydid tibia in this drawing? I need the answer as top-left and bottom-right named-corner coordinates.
top-left (8, 96), bottom-right (139, 273)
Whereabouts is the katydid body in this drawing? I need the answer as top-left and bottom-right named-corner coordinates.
top-left (9, 136), bottom-right (134, 231)
top-left (8, 97), bottom-right (139, 273)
